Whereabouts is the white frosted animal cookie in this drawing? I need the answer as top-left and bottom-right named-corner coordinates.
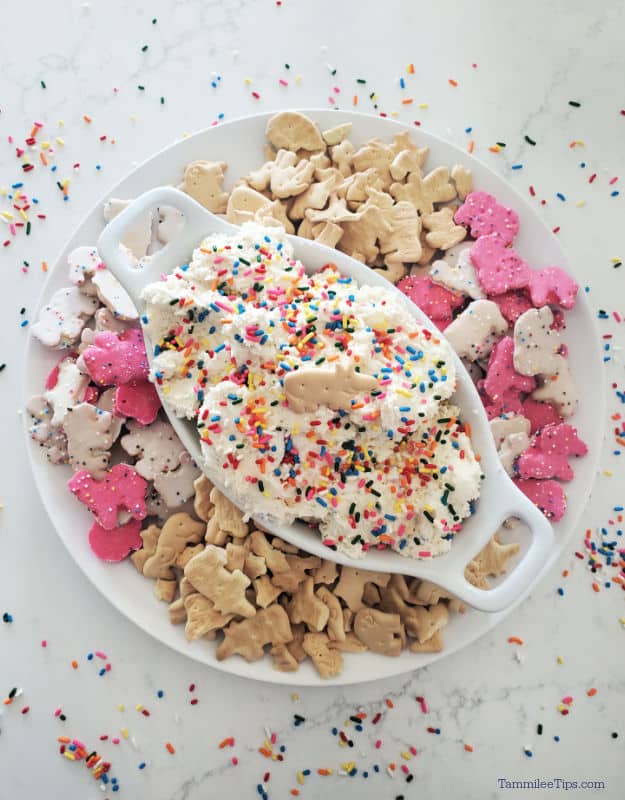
top-left (68, 246), bottom-right (101, 294)
top-left (31, 287), bottom-right (98, 348)
top-left (490, 414), bottom-right (531, 447)
top-left (121, 418), bottom-right (186, 480)
top-left (532, 354), bottom-right (577, 418)
top-left (513, 307), bottom-right (561, 376)
top-left (43, 359), bottom-right (89, 426)
top-left (63, 402), bottom-right (116, 477)
top-left (498, 431), bottom-right (530, 475)
top-left (26, 395), bottom-right (69, 463)
top-left (430, 242), bottom-right (485, 300)
top-left (92, 269), bottom-right (137, 321)
top-left (153, 453), bottom-right (201, 508)
top-left (97, 387), bottom-right (125, 442)
top-left (103, 198), bottom-right (152, 261)
top-left (444, 300), bottom-right (508, 361)
top-left (68, 245), bottom-right (137, 320)
top-left (145, 484), bottom-right (174, 520)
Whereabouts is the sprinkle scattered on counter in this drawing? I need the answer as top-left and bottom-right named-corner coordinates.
top-left (57, 735), bottom-right (119, 790)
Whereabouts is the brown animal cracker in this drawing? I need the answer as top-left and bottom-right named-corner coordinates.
top-left (302, 632), bottom-right (343, 678)
top-left (184, 545), bottom-right (256, 618)
top-left (287, 577), bottom-right (329, 631)
top-left (254, 575), bottom-right (282, 608)
top-left (284, 362), bottom-right (377, 414)
top-left (316, 586), bottom-right (345, 642)
top-left (210, 487), bottom-right (248, 538)
top-left (334, 567), bottom-right (390, 611)
top-left (390, 166), bottom-right (456, 215)
top-left (217, 605), bottom-right (292, 662)
top-left (353, 607), bottom-right (404, 655)
top-left (184, 593), bottom-right (234, 641)
top-left (178, 161), bottom-right (229, 213)
top-left (142, 513), bottom-right (205, 580)
top-left (270, 643), bottom-right (299, 672)
top-left (193, 474), bottom-right (214, 521)
top-left (226, 185), bottom-right (272, 225)
top-left (266, 111), bottom-right (325, 152)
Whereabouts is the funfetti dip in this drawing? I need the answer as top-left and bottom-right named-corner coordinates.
top-left (141, 222), bottom-right (482, 559)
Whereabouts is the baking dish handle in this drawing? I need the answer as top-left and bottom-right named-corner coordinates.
top-left (97, 187), bottom-right (235, 307)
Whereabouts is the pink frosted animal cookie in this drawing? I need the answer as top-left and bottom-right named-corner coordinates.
top-left (492, 290), bottom-right (533, 325)
top-left (483, 337), bottom-right (536, 405)
top-left (114, 380), bottom-right (161, 425)
top-left (82, 329), bottom-right (149, 387)
top-left (516, 423), bottom-right (587, 481)
top-left (481, 385), bottom-right (525, 419)
top-left (68, 463), bottom-right (147, 530)
top-left (513, 478), bottom-right (566, 521)
top-left (88, 518), bottom-right (143, 562)
top-left (397, 275), bottom-right (464, 328)
top-left (454, 191), bottom-right (520, 245)
top-left (521, 397), bottom-right (561, 434)
top-left (528, 266), bottom-right (578, 310)
top-left (470, 234), bottom-right (532, 295)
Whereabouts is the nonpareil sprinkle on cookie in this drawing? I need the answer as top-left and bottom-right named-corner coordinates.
top-left (141, 223), bottom-right (483, 560)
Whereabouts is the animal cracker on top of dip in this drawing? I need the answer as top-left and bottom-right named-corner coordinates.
top-left (141, 222), bottom-right (482, 559)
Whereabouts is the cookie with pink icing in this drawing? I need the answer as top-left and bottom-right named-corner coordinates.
top-left (528, 266), bottom-right (578, 310)
top-left (114, 380), bottom-right (161, 425)
top-left (492, 289), bottom-right (533, 325)
top-left (513, 478), bottom-right (566, 521)
top-left (68, 463), bottom-right (147, 530)
top-left (521, 397), bottom-right (561, 434)
top-left (88, 518), bottom-right (143, 562)
top-left (454, 191), bottom-right (520, 245)
top-left (397, 275), bottom-right (465, 328)
top-left (470, 235), bottom-right (531, 295)
top-left (516, 423), bottom-right (587, 481)
top-left (482, 386), bottom-right (525, 419)
top-left (483, 337), bottom-right (535, 404)
top-left (82, 329), bottom-right (149, 387)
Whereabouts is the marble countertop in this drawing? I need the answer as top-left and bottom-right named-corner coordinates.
top-left (1, 1), bottom-right (623, 798)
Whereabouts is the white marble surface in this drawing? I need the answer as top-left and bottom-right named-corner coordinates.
top-left (1, 1), bottom-right (624, 798)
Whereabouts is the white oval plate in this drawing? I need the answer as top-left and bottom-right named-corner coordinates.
top-left (24, 110), bottom-right (604, 686)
